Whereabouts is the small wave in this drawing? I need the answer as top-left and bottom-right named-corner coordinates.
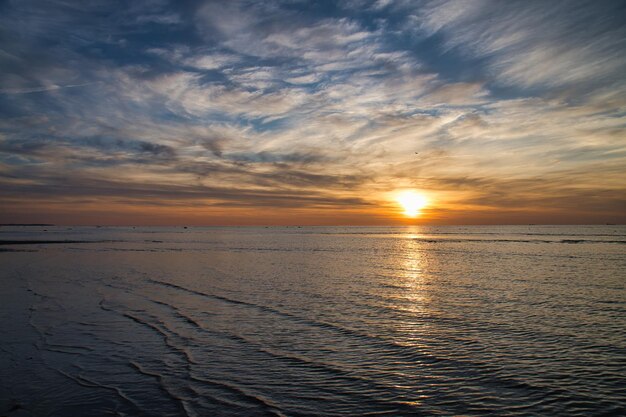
top-left (143, 277), bottom-right (564, 400)
top-left (99, 299), bottom-right (197, 367)
top-left (560, 239), bottom-right (626, 244)
top-left (52, 367), bottom-right (142, 414)
top-left (188, 373), bottom-right (286, 417)
top-left (127, 361), bottom-right (190, 417)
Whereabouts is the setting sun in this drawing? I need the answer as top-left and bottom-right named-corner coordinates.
top-left (396, 191), bottom-right (428, 217)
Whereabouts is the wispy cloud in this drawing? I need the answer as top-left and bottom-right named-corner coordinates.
top-left (0, 82), bottom-right (96, 94)
top-left (0, 0), bottom-right (624, 224)
top-left (415, 0), bottom-right (626, 89)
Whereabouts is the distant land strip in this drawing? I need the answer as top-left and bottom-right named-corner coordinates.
top-left (0, 224), bottom-right (55, 226)
top-left (0, 240), bottom-right (120, 245)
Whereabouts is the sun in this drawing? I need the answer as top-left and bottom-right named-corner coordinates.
top-left (396, 191), bottom-right (428, 217)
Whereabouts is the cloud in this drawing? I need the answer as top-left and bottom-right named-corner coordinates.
top-left (0, 0), bottom-right (624, 223)
top-left (414, 0), bottom-right (626, 89)
top-left (0, 83), bottom-right (95, 95)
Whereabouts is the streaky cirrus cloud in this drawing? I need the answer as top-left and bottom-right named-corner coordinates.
top-left (0, 0), bottom-right (624, 225)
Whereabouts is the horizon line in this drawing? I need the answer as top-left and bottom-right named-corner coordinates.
top-left (1, 223), bottom-right (623, 227)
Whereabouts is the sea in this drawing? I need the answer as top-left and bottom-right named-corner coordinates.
top-left (1, 225), bottom-right (624, 416)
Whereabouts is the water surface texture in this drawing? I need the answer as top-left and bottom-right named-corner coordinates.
top-left (1, 226), bottom-right (625, 416)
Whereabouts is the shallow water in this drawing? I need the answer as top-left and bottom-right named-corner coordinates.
top-left (1, 225), bottom-right (625, 416)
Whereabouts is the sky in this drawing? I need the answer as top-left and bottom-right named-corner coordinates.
top-left (0, 0), bottom-right (625, 225)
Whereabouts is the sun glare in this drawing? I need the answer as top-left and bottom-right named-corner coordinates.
top-left (396, 191), bottom-right (428, 217)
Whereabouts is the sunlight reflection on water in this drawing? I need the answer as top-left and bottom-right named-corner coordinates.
top-left (1, 225), bottom-right (625, 416)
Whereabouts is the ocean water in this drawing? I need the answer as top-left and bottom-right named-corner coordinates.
top-left (1, 225), bottom-right (624, 416)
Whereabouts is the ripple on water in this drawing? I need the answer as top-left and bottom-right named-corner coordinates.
top-left (0, 226), bottom-right (624, 416)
